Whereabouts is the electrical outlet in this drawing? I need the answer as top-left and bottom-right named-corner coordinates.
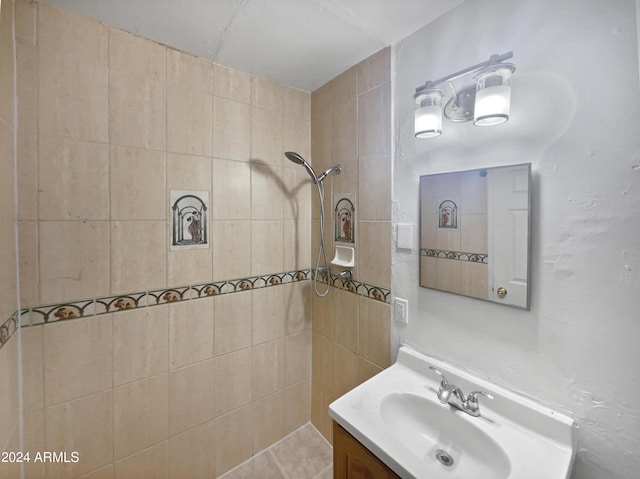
top-left (394, 297), bottom-right (409, 324)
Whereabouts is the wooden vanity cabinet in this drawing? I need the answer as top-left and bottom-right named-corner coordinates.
top-left (333, 422), bottom-right (401, 479)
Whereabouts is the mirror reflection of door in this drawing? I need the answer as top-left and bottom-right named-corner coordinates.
top-left (419, 164), bottom-right (531, 309)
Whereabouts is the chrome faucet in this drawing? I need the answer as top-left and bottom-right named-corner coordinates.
top-left (429, 366), bottom-right (493, 417)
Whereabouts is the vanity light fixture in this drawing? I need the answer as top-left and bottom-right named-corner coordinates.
top-left (414, 51), bottom-right (516, 137)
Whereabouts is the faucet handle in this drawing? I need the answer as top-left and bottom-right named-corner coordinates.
top-left (466, 390), bottom-right (494, 405)
top-left (429, 366), bottom-right (449, 388)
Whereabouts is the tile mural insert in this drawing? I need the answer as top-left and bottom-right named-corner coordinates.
top-left (334, 194), bottom-right (355, 243)
top-left (438, 200), bottom-right (457, 229)
top-left (170, 189), bottom-right (209, 250)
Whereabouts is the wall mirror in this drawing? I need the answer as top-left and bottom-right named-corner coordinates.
top-left (419, 163), bottom-right (531, 309)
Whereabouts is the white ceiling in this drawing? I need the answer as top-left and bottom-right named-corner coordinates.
top-left (45, 0), bottom-right (464, 92)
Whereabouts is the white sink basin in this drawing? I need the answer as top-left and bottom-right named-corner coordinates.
top-left (329, 346), bottom-right (575, 479)
top-left (381, 393), bottom-right (511, 478)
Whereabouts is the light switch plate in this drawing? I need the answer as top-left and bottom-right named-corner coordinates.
top-left (396, 224), bottom-right (413, 250)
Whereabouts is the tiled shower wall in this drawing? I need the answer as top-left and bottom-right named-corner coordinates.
top-left (0, 0), bottom-right (21, 467)
top-left (6, 1), bottom-right (313, 477)
top-left (309, 48), bottom-right (392, 442)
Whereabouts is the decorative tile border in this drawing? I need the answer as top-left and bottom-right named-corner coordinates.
top-left (420, 248), bottom-right (488, 264)
top-left (0, 312), bottom-right (18, 350)
top-left (0, 267), bottom-right (391, 351)
top-left (11, 269), bottom-right (312, 331)
top-left (313, 270), bottom-right (392, 303)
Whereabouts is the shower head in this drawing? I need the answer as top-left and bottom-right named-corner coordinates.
top-left (285, 151), bottom-right (306, 165)
top-left (285, 151), bottom-right (318, 184)
top-left (316, 164), bottom-right (342, 183)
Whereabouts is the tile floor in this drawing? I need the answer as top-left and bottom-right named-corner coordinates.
top-left (219, 424), bottom-right (333, 479)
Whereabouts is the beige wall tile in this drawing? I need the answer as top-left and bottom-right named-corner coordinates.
top-left (166, 48), bottom-right (211, 91)
top-left (38, 2), bottom-right (107, 62)
top-left (45, 391), bottom-right (113, 478)
top-left (420, 256), bottom-right (438, 289)
top-left (211, 220), bottom-right (251, 281)
top-left (359, 155), bottom-right (391, 221)
top-left (310, 380), bottom-right (333, 443)
top-left (167, 85), bottom-right (212, 157)
top-left (38, 50), bottom-right (108, 143)
top-left (285, 330), bottom-right (311, 387)
top-left (109, 28), bottom-right (165, 81)
top-left (17, 132), bottom-right (37, 221)
top-left (252, 339), bottom-right (285, 400)
top-left (38, 137), bottom-right (109, 220)
top-left (333, 288), bottom-right (359, 353)
top-left (214, 404), bottom-right (253, 476)
top-left (357, 47), bottom-right (390, 94)
top-left (460, 169), bottom-right (488, 214)
top-left (109, 69), bottom-right (165, 150)
top-left (252, 286), bottom-right (285, 345)
top-left (169, 298), bottom-right (214, 369)
top-left (21, 325), bottom-right (43, 412)
top-left (167, 247), bottom-right (213, 286)
top-left (43, 315), bottom-right (112, 406)
top-left (78, 465), bottom-right (114, 479)
top-left (0, 221), bottom-right (16, 322)
top-left (284, 379), bottom-right (311, 433)
top-left (166, 152), bottom-right (211, 191)
top-left (284, 281), bottom-right (311, 335)
top-left (311, 332), bottom-right (333, 391)
top-left (310, 110), bottom-right (332, 173)
top-left (22, 408), bottom-right (45, 479)
top-left (110, 221), bottom-right (166, 294)
top-left (436, 257), bottom-right (462, 294)
top-left (17, 220), bottom-right (38, 306)
top-left (460, 261), bottom-right (489, 300)
top-left (251, 220), bottom-right (283, 276)
top-left (169, 360), bottom-right (215, 435)
top-left (113, 306), bottom-right (169, 386)
top-left (358, 297), bottom-right (391, 368)
top-left (312, 288), bottom-right (333, 338)
top-left (168, 422), bottom-right (215, 479)
top-left (212, 96), bottom-right (251, 161)
top-left (252, 391), bottom-right (285, 453)
top-left (214, 347), bottom-right (252, 417)
top-left (331, 67), bottom-right (357, 105)
top-left (251, 164), bottom-right (284, 220)
top-left (15, 0), bottom-right (36, 47)
top-left (358, 221), bottom-right (391, 289)
top-left (461, 214), bottom-right (488, 254)
top-left (331, 99), bottom-right (357, 195)
top-left (214, 290), bottom-right (252, 356)
top-left (0, 124), bottom-right (15, 222)
top-left (283, 166), bottom-right (312, 220)
top-left (110, 146), bottom-right (165, 220)
top-left (358, 83), bottom-right (391, 158)
top-left (283, 219), bottom-right (311, 273)
top-left (251, 107), bottom-right (283, 166)
top-left (213, 63), bottom-right (251, 104)
top-left (284, 87), bottom-right (311, 119)
top-left (283, 115), bottom-right (311, 164)
top-left (0, 2), bottom-right (14, 127)
top-left (113, 441), bottom-right (168, 479)
top-left (332, 343), bottom-right (359, 398)
top-left (113, 374), bottom-right (169, 460)
top-left (0, 337), bottom-right (18, 450)
top-left (212, 159), bottom-right (251, 220)
top-left (251, 76), bottom-right (284, 112)
top-left (16, 43), bottom-right (37, 134)
top-left (358, 357), bottom-right (383, 385)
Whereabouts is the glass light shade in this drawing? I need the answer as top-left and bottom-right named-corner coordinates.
top-left (414, 90), bottom-right (443, 138)
top-left (473, 64), bottom-right (515, 126)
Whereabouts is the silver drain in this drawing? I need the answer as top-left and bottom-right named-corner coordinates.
top-left (435, 449), bottom-right (454, 467)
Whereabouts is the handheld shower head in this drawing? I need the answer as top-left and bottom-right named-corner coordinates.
top-left (285, 151), bottom-right (318, 184)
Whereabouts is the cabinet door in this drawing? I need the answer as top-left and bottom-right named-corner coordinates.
top-left (333, 422), bottom-right (400, 479)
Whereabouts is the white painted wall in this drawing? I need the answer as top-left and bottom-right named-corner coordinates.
top-left (391, 0), bottom-right (640, 478)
